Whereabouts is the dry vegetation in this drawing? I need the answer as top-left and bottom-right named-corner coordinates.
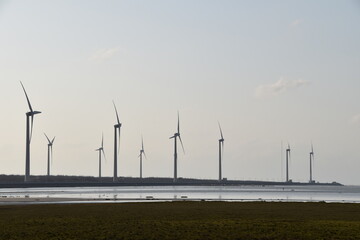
top-left (1, 201), bottom-right (360, 240)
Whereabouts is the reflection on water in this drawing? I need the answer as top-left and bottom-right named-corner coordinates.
top-left (0, 185), bottom-right (360, 203)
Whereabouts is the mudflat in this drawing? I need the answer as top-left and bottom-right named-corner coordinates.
top-left (1, 201), bottom-right (360, 240)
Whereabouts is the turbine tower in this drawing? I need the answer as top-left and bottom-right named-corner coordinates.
top-left (112, 101), bottom-right (121, 182)
top-left (309, 144), bottom-right (314, 183)
top-left (286, 143), bottom-right (291, 182)
top-left (20, 82), bottom-right (41, 182)
top-left (44, 133), bottom-right (55, 176)
top-left (218, 122), bottom-right (225, 182)
top-left (95, 133), bottom-right (106, 178)
top-left (169, 112), bottom-right (185, 183)
top-left (138, 136), bottom-right (147, 179)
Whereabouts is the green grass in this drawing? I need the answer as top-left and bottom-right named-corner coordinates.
top-left (1, 201), bottom-right (360, 240)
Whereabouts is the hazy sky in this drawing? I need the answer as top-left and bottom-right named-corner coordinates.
top-left (0, 0), bottom-right (359, 185)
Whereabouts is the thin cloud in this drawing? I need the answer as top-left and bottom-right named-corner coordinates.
top-left (89, 47), bottom-right (120, 62)
top-left (255, 78), bottom-right (309, 98)
top-left (290, 19), bottom-right (303, 27)
top-left (350, 114), bottom-right (360, 125)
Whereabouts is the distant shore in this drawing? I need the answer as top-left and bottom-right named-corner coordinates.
top-left (0, 174), bottom-right (342, 188)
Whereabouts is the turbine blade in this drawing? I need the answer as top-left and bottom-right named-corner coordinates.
top-left (113, 101), bottom-right (120, 125)
top-left (288, 144), bottom-right (291, 167)
top-left (313, 153), bottom-right (314, 163)
top-left (141, 136), bottom-right (144, 151)
top-left (177, 111), bottom-right (180, 134)
top-left (313, 153), bottom-right (315, 169)
top-left (169, 136), bottom-right (175, 139)
top-left (221, 141), bottom-right (224, 159)
top-left (102, 149), bottom-right (107, 163)
top-left (311, 143), bottom-right (314, 154)
top-left (51, 136), bottom-right (56, 144)
top-left (44, 133), bottom-right (51, 144)
top-left (20, 81), bottom-right (33, 112)
top-left (289, 149), bottom-right (291, 164)
top-left (51, 145), bottom-right (53, 165)
top-left (179, 135), bottom-right (185, 154)
top-left (101, 133), bottom-right (104, 148)
top-left (311, 144), bottom-right (314, 162)
top-left (143, 151), bottom-right (147, 160)
top-left (29, 115), bottom-right (34, 142)
top-left (218, 122), bottom-right (223, 140)
top-left (117, 128), bottom-right (121, 155)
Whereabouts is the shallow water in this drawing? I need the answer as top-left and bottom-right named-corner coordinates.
top-left (0, 185), bottom-right (359, 204)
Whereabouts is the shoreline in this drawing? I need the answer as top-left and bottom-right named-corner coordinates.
top-left (0, 197), bottom-right (358, 205)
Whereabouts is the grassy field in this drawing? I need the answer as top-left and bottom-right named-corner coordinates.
top-left (1, 201), bottom-right (360, 240)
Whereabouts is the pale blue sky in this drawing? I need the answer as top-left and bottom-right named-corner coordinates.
top-left (0, 0), bottom-right (359, 184)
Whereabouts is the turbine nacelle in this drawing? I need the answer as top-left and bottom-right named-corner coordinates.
top-left (218, 122), bottom-right (224, 142)
top-left (310, 144), bottom-right (314, 156)
top-left (139, 149), bottom-right (147, 159)
top-left (26, 111), bottom-right (41, 116)
top-left (44, 134), bottom-right (55, 145)
top-left (139, 140), bottom-right (147, 160)
top-left (139, 136), bottom-right (146, 158)
top-left (112, 101), bottom-right (121, 128)
top-left (170, 132), bottom-right (180, 138)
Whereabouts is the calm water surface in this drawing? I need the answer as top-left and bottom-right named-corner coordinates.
top-left (1, 185), bottom-right (360, 204)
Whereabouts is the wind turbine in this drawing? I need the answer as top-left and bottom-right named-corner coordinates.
top-left (218, 122), bottom-right (225, 182)
top-left (138, 136), bottom-right (147, 179)
top-left (95, 133), bottom-right (106, 178)
top-left (112, 101), bottom-right (121, 182)
top-left (309, 144), bottom-right (314, 183)
top-left (44, 133), bottom-right (55, 176)
top-left (169, 112), bottom-right (185, 182)
top-left (286, 143), bottom-right (291, 182)
top-left (20, 82), bottom-right (41, 182)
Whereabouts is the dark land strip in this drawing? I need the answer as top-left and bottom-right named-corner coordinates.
top-left (0, 174), bottom-right (341, 188)
top-left (1, 201), bottom-right (360, 240)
